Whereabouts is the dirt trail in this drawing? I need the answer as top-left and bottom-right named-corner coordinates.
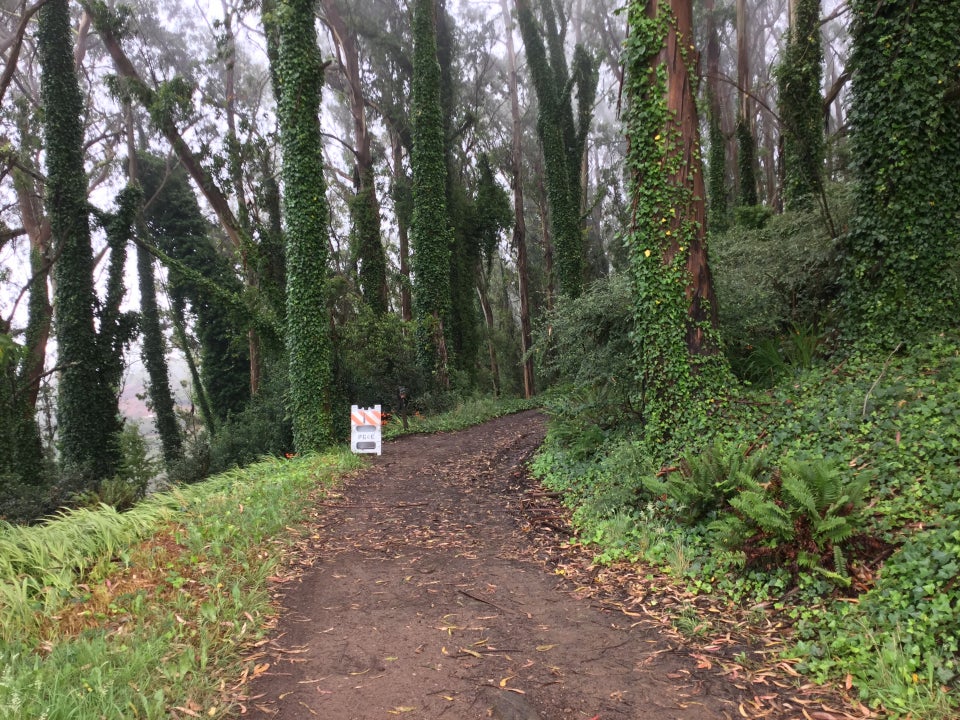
top-left (241, 410), bottom-right (746, 719)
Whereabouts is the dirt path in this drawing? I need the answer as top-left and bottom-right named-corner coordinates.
top-left (239, 411), bottom-right (760, 719)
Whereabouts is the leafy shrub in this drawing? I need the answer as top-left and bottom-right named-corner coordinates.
top-left (534, 274), bottom-right (637, 429)
top-left (742, 323), bottom-right (830, 384)
top-left (333, 303), bottom-right (422, 421)
top-left (711, 184), bottom-right (852, 378)
top-left (75, 424), bottom-right (162, 510)
top-left (209, 373), bottom-right (293, 473)
top-left (733, 204), bottom-right (773, 229)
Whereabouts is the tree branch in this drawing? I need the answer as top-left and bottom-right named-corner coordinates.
top-left (0, 0), bottom-right (51, 108)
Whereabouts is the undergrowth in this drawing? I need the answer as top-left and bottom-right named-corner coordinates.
top-left (531, 331), bottom-right (960, 716)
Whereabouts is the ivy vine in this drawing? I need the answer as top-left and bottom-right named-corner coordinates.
top-left (410, 0), bottom-right (453, 386)
top-left (843, 0), bottom-right (960, 344)
top-left (621, 0), bottom-right (728, 447)
top-left (273, 0), bottom-right (334, 451)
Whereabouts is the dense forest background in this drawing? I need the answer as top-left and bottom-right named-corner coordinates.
top-left (1, 0), bottom-right (959, 714)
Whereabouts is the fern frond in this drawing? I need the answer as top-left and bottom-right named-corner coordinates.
top-left (782, 471), bottom-right (818, 516)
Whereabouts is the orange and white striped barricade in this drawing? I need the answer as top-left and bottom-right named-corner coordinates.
top-left (350, 405), bottom-right (382, 455)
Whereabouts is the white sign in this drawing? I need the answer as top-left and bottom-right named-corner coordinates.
top-left (350, 405), bottom-right (382, 455)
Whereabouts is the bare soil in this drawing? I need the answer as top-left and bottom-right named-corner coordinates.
top-left (239, 410), bottom-right (860, 720)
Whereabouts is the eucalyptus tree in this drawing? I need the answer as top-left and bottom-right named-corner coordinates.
top-left (735, 0), bottom-right (758, 207)
top-left (622, 0), bottom-right (727, 443)
top-left (270, 0), bottom-right (335, 450)
top-left (498, 0), bottom-right (535, 397)
top-left (38, 0), bottom-right (130, 486)
top-left (776, 0), bottom-right (824, 210)
top-left (83, 0), bottom-right (272, 405)
top-left (409, 0), bottom-right (453, 387)
top-left (514, 0), bottom-right (598, 298)
top-left (703, 0), bottom-right (729, 230)
top-left (136, 154), bottom-right (248, 425)
top-left (842, 0), bottom-right (960, 342)
top-left (320, 0), bottom-right (388, 316)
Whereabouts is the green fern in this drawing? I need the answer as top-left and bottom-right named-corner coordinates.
top-left (665, 441), bottom-right (768, 523)
top-left (711, 455), bottom-right (869, 586)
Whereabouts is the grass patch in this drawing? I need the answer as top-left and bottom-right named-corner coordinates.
top-left (0, 450), bottom-right (361, 719)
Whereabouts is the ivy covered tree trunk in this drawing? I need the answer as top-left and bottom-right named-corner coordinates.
top-left (515, 0), bottom-right (597, 298)
top-left (274, 0), bottom-right (334, 450)
top-left (501, 0), bottom-right (535, 398)
top-left (735, 0), bottom-right (758, 207)
top-left (137, 156), bottom-right (250, 422)
top-left (128, 118), bottom-right (182, 467)
top-left (704, 0), bottom-right (728, 231)
top-left (410, 0), bottom-right (452, 388)
top-left (777, 0), bottom-right (824, 210)
top-left (623, 0), bottom-right (727, 442)
top-left (843, 0), bottom-right (960, 343)
top-left (39, 0), bottom-right (122, 485)
top-left (322, 0), bottom-right (389, 315)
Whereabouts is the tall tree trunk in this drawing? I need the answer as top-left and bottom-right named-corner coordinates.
top-left (273, 0), bottom-right (335, 451)
top-left (126, 105), bottom-right (182, 466)
top-left (476, 268), bottom-right (501, 397)
top-left (514, 0), bottom-right (597, 298)
top-left (11, 167), bottom-right (52, 411)
top-left (221, 1), bottom-right (262, 397)
top-left (704, 0), bottom-right (727, 230)
top-left (322, 0), bottom-right (389, 314)
top-left (410, 0), bottom-right (452, 388)
top-left (735, 0), bottom-right (758, 206)
top-left (778, 0), bottom-right (824, 210)
top-left (499, 0), bottom-right (535, 398)
top-left (85, 0), bottom-right (261, 400)
top-left (534, 161), bottom-right (555, 313)
top-left (390, 131), bottom-right (413, 322)
top-left (623, 0), bottom-right (726, 438)
top-left (40, 0), bottom-right (121, 485)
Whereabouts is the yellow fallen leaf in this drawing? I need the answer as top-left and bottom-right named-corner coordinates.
top-left (499, 676), bottom-right (514, 687)
top-left (387, 707), bottom-right (416, 714)
top-left (536, 644), bottom-right (557, 652)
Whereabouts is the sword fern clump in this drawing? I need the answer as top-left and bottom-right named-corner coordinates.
top-left (711, 456), bottom-right (869, 586)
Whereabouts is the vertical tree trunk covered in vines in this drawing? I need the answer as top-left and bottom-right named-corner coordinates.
top-left (322, 0), bottom-right (389, 316)
top-left (411, 0), bottom-right (452, 388)
top-left (39, 0), bottom-right (122, 485)
top-left (273, 0), bottom-right (334, 450)
top-left (390, 132), bottom-right (414, 322)
top-left (704, 0), bottom-right (728, 231)
top-left (622, 0), bottom-right (727, 442)
top-left (843, 0), bottom-right (960, 343)
top-left (735, 0), bottom-right (758, 207)
top-left (137, 156), bottom-right (249, 423)
top-left (777, 0), bottom-right (824, 210)
top-left (500, 0), bottom-right (535, 398)
top-left (515, 0), bottom-right (597, 298)
top-left (221, 3), bottom-right (264, 397)
top-left (126, 119), bottom-right (182, 467)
